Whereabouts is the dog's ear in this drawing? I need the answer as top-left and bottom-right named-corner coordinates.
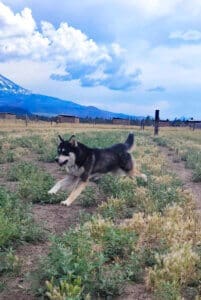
top-left (69, 135), bottom-right (78, 147)
top-left (58, 135), bottom-right (64, 142)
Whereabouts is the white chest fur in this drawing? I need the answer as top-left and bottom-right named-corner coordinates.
top-left (65, 152), bottom-right (84, 177)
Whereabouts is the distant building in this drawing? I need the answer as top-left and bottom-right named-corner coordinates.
top-left (112, 117), bottom-right (130, 125)
top-left (187, 120), bottom-right (201, 129)
top-left (57, 115), bottom-right (80, 123)
top-left (0, 112), bottom-right (16, 120)
top-left (159, 120), bottom-right (171, 127)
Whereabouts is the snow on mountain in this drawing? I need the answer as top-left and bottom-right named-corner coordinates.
top-left (0, 74), bottom-right (30, 95)
top-left (0, 74), bottom-right (142, 119)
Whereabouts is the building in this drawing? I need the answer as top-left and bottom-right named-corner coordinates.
top-left (159, 120), bottom-right (171, 127)
top-left (0, 112), bottom-right (16, 120)
top-left (187, 120), bottom-right (201, 129)
top-left (57, 115), bottom-right (80, 123)
top-left (112, 118), bottom-right (130, 125)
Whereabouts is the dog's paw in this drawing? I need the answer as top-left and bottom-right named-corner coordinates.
top-left (61, 200), bottom-right (70, 206)
top-left (141, 174), bottom-right (148, 182)
top-left (48, 189), bottom-right (56, 195)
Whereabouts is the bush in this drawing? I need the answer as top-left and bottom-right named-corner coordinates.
top-left (154, 281), bottom-right (181, 300)
top-left (17, 172), bottom-right (65, 204)
top-left (45, 276), bottom-right (84, 300)
top-left (0, 187), bottom-right (42, 249)
top-left (79, 186), bottom-right (99, 208)
top-left (0, 249), bottom-right (20, 275)
top-left (0, 150), bottom-right (16, 164)
top-left (7, 161), bottom-right (38, 181)
top-left (37, 228), bottom-right (106, 297)
top-left (94, 264), bottom-right (125, 297)
top-left (98, 198), bottom-right (131, 220)
top-left (101, 226), bottom-right (137, 260)
top-left (192, 165), bottom-right (201, 182)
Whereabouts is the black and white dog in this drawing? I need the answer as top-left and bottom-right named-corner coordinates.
top-left (48, 133), bottom-right (147, 206)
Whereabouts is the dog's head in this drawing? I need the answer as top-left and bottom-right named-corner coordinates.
top-left (55, 135), bottom-right (78, 166)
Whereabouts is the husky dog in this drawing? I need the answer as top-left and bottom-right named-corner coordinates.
top-left (48, 133), bottom-right (147, 206)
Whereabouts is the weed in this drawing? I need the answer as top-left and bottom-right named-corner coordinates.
top-left (79, 186), bottom-right (99, 207)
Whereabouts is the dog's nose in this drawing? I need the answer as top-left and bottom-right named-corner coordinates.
top-left (55, 157), bottom-right (59, 163)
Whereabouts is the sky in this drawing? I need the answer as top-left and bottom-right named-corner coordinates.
top-left (0, 1), bottom-right (201, 119)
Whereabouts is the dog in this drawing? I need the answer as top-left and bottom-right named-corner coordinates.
top-left (48, 133), bottom-right (147, 206)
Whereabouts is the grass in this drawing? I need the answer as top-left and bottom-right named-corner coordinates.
top-left (0, 122), bottom-right (200, 299)
top-left (153, 129), bottom-right (201, 182)
top-left (0, 187), bottom-right (43, 248)
top-left (32, 130), bottom-right (201, 299)
top-left (6, 161), bottom-right (66, 204)
top-left (0, 187), bottom-right (43, 280)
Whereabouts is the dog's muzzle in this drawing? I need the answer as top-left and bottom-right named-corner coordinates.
top-left (55, 156), bottom-right (68, 166)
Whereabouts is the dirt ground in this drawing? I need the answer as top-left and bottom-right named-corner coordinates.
top-left (159, 146), bottom-right (201, 214)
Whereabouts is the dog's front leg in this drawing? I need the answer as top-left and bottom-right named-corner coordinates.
top-left (61, 180), bottom-right (87, 206)
top-left (48, 177), bottom-right (71, 195)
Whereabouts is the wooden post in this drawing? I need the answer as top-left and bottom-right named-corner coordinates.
top-left (154, 110), bottom-right (160, 135)
top-left (25, 114), bottom-right (28, 127)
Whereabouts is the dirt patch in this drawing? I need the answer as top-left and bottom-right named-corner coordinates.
top-left (33, 203), bottom-right (95, 235)
top-left (115, 284), bottom-right (152, 300)
top-left (159, 146), bottom-right (201, 213)
top-left (0, 242), bottom-right (49, 300)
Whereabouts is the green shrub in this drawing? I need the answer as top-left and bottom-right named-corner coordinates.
top-left (17, 172), bottom-right (64, 204)
top-left (94, 264), bottom-right (125, 297)
top-left (192, 165), bottom-right (201, 182)
top-left (0, 249), bottom-right (20, 274)
top-left (37, 228), bottom-right (106, 297)
top-left (0, 150), bottom-right (16, 164)
top-left (124, 252), bottom-right (143, 282)
top-left (153, 137), bottom-right (168, 147)
top-left (39, 147), bottom-right (57, 162)
top-left (45, 276), bottom-right (84, 300)
top-left (98, 198), bottom-right (132, 220)
top-left (154, 281), bottom-right (181, 300)
top-left (0, 187), bottom-right (43, 249)
top-left (79, 186), bottom-right (99, 208)
top-left (7, 161), bottom-right (38, 181)
top-left (100, 175), bottom-right (136, 206)
top-left (101, 226), bottom-right (137, 260)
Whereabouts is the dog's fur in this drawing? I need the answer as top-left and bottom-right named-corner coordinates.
top-left (48, 133), bottom-right (147, 206)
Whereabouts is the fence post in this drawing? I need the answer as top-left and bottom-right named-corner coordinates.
top-left (154, 110), bottom-right (160, 135)
top-left (25, 114), bottom-right (28, 127)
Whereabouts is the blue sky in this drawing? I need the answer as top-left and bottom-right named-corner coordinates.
top-left (0, 0), bottom-right (201, 119)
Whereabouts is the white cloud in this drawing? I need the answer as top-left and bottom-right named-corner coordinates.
top-left (169, 30), bottom-right (201, 41)
top-left (0, 2), bottom-right (36, 37)
top-left (0, 1), bottom-right (140, 90)
top-left (41, 21), bottom-right (109, 65)
top-left (131, 0), bottom-right (184, 18)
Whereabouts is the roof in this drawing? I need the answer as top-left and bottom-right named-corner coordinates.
top-left (0, 112), bottom-right (16, 115)
top-left (186, 120), bottom-right (201, 123)
top-left (57, 115), bottom-right (79, 118)
top-left (112, 117), bottom-right (129, 120)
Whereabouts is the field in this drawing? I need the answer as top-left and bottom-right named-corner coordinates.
top-left (0, 120), bottom-right (200, 300)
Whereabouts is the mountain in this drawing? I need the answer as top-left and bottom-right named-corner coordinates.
top-left (0, 74), bottom-right (142, 119)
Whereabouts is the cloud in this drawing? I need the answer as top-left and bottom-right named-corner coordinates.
top-left (51, 50), bottom-right (141, 90)
top-left (0, 1), bottom-right (141, 91)
top-left (147, 86), bottom-right (166, 92)
top-left (0, 2), bottom-right (36, 37)
top-left (169, 30), bottom-right (201, 41)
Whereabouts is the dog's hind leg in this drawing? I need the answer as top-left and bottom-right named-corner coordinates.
top-left (128, 167), bottom-right (147, 182)
top-left (127, 158), bottom-right (147, 182)
top-left (61, 180), bottom-right (87, 206)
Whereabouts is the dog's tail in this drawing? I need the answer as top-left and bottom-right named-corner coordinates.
top-left (125, 133), bottom-right (135, 152)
